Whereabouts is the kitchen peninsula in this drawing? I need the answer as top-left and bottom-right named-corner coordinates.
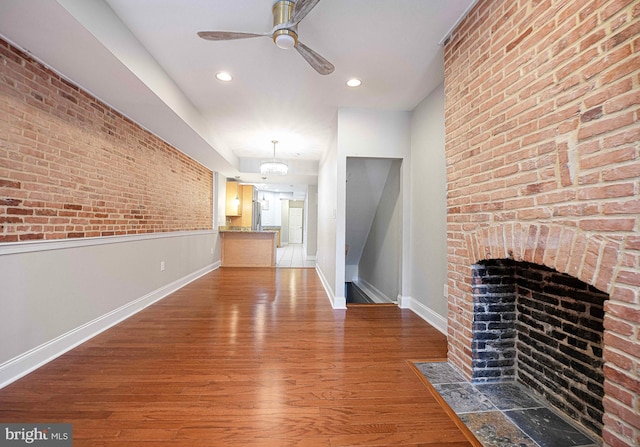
top-left (221, 180), bottom-right (279, 267)
top-left (219, 227), bottom-right (278, 267)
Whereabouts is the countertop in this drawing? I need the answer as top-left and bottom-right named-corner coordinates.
top-left (219, 226), bottom-right (278, 233)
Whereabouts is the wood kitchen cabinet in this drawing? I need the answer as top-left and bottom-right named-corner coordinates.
top-left (226, 182), bottom-right (255, 226)
top-left (239, 185), bottom-right (254, 227)
top-left (220, 229), bottom-right (276, 267)
top-left (225, 181), bottom-right (242, 216)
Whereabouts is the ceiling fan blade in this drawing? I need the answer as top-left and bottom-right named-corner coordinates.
top-left (197, 31), bottom-right (268, 41)
top-left (290, 0), bottom-right (321, 25)
top-left (295, 41), bottom-right (334, 75)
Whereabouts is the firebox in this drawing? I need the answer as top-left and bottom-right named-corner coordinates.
top-left (471, 259), bottom-right (608, 437)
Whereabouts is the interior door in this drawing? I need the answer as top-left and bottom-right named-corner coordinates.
top-left (289, 208), bottom-right (303, 244)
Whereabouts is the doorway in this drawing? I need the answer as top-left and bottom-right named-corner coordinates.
top-left (276, 199), bottom-right (314, 268)
top-left (345, 157), bottom-right (402, 304)
top-left (288, 207), bottom-right (303, 244)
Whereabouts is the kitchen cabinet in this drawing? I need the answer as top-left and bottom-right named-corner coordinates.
top-left (239, 185), bottom-right (254, 227)
top-left (227, 183), bottom-right (254, 226)
top-left (220, 229), bottom-right (277, 267)
top-left (225, 181), bottom-right (242, 216)
top-left (262, 226), bottom-right (281, 247)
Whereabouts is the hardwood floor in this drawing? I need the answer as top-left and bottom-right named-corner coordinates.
top-left (0, 268), bottom-right (477, 446)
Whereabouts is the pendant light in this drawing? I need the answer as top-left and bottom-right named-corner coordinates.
top-left (260, 140), bottom-right (288, 176)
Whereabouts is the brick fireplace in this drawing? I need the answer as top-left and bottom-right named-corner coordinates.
top-left (444, 1), bottom-right (639, 447)
top-left (472, 259), bottom-right (608, 436)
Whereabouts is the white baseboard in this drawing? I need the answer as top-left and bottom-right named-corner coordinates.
top-left (355, 278), bottom-right (394, 304)
top-left (0, 262), bottom-right (219, 389)
top-left (315, 265), bottom-right (346, 309)
top-left (402, 296), bottom-right (448, 335)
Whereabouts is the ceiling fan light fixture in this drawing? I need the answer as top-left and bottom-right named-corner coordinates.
top-left (273, 30), bottom-right (298, 50)
top-left (346, 78), bottom-right (362, 87)
top-left (199, 0), bottom-right (333, 75)
top-left (272, 0), bottom-right (298, 49)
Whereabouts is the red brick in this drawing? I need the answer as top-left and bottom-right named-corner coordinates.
top-left (610, 286), bottom-right (637, 304)
top-left (603, 125), bottom-right (640, 149)
top-left (602, 425), bottom-right (635, 447)
top-left (604, 364), bottom-right (640, 396)
top-left (602, 163), bottom-right (640, 181)
top-left (584, 77), bottom-right (633, 108)
top-left (602, 199), bottom-right (640, 215)
top-left (601, 0), bottom-right (635, 22)
top-left (581, 147), bottom-right (637, 170)
top-left (604, 89), bottom-right (640, 114)
top-left (606, 317), bottom-right (636, 339)
top-left (577, 111), bottom-right (635, 140)
top-left (616, 270), bottom-right (640, 287)
top-left (604, 380), bottom-right (634, 406)
top-left (0, 38), bottom-right (213, 240)
top-left (579, 218), bottom-right (636, 231)
top-left (577, 183), bottom-right (635, 200)
top-left (602, 54), bottom-right (640, 84)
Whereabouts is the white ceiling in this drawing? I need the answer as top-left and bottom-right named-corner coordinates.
top-left (0, 0), bottom-right (475, 192)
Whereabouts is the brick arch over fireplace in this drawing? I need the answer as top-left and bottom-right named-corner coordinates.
top-left (446, 222), bottom-right (633, 381)
top-left (464, 223), bottom-right (625, 295)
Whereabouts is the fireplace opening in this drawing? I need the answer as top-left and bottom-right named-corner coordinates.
top-left (471, 259), bottom-right (608, 437)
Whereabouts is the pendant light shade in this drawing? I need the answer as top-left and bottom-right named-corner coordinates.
top-left (260, 140), bottom-right (288, 176)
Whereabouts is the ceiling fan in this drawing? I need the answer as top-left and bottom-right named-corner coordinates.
top-left (198, 0), bottom-right (334, 75)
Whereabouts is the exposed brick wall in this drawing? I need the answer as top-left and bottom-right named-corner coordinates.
top-left (444, 1), bottom-right (639, 446)
top-left (0, 39), bottom-right (213, 242)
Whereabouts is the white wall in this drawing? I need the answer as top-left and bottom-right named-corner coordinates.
top-left (316, 126), bottom-right (339, 307)
top-left (304, 185), bottom-right (318, 260)
top-left (0, 231), bottom-right (219, 387)
top-left (407, 83), bottom-right (448, 332)
top-left (280, 199), bottom-right (290, 243)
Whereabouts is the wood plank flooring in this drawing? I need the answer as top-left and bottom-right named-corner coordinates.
top-left (0, 268), bottom-right (476, 446)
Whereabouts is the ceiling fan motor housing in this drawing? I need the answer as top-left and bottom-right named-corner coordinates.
top-left (272, 0), bottom-right (298, 49)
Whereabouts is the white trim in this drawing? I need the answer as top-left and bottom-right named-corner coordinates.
top-left (0, 230), bottom-right (217, 256)
top-left (333, 295), bottom-right (347, 309)
top-left (398, 294), bottom-right (412, 308)
top-left (355, 278), bottom-right (395, 304)
top-left (315, 265), bottom-right (346, 309)
top-left (0, 262), bottom-right (219, 389)
top-left (403, 296), bottom-right (448, 335)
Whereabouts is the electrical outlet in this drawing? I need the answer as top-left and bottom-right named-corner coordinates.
top-left (210, 247), bottom-right (214, 255)
top-left (444, 284), bottom-right (449, 297)
top-left (160, 261), bottom-right (165, 271)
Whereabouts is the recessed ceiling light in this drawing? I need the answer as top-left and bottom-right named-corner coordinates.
top-left (346, 78), bottom-right (362, 87)
top-left (216, 72), bottom-right (233, 82)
